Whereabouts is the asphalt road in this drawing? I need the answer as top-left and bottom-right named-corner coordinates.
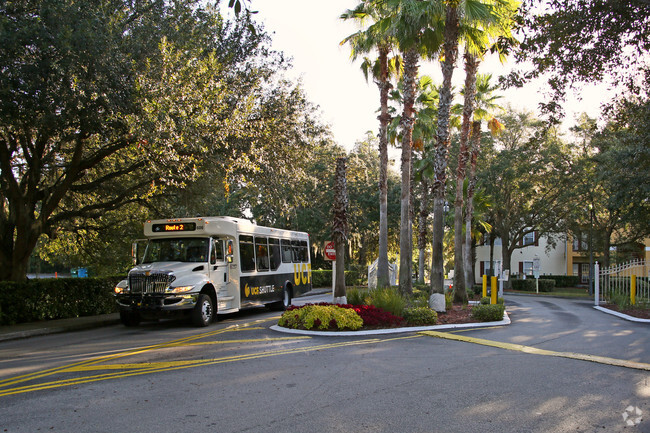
top-left (0, 294), bottom-right (648, 433)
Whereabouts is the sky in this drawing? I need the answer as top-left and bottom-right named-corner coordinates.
top-left (227, 0), bottom-right (616, 151)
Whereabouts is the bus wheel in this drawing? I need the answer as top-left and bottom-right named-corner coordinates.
top-left (192, 294), bottom-right (214, 327)
top-left (120, 311), bottom-right (140, 327)
top-left (270, 286), bottom-right (292, 311)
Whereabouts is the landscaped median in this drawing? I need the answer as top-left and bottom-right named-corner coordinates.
top-left (270, 287), bottom-right (510, 336)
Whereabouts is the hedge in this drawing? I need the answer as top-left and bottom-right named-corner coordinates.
top-left (510, 278), bottom-right (556, 292)
top-left (311, 269), bottom-right (366, 288)
top-left (0, 277), bottom-right (121, 326)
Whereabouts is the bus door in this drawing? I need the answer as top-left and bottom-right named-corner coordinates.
top-left (210, 238), bottom-right (237, 310)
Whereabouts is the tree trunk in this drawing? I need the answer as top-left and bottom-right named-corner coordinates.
top-left (398, 47), bottom-right (419, 296)
top-left (418, 178), bottom-right (429, 284)
top-left (453, 51), bottom-right (479, 303)
top-left (333, 157), bottom-right (348, 302)
top-left (431, 3), bottom-right (459, 294)
top-left (377, 45), bottom-right (391, 289)
top-left (464, 121), bottom-right (482, 290)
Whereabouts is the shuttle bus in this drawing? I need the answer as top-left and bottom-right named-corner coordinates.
top-left (114, 216), bottom-right (312, 326)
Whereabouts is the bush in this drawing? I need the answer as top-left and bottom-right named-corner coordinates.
top-left (545, 275), bottom-right (580, 288)
top-left (310, 269), bottom-right (367, 288)
top-left (402, 307), bottom-right (437, 326)
top-left (510, 278), bottom-right (555, 292)
top-left (366, 287), bottom-right (406, 316)
top-left (350, 304), bottom-right (404, 327)
top-left (278, 305), bottom-right (363, 331)
top-left (0, 277), bottom-right (120, 325)
top-left (480, 296), bottom-right (505, 305)
top-left (346, 287), bottom-right (369, 306)
top-left (471, 304), bottom-right (506, 322)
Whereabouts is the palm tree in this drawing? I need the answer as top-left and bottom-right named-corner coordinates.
top-left (464, 74), bottom-right (504, 289)
top-left (387, 0), bottom-right (445, 295)
top-left (431, 0), bottom-right (517, 295)
top-left (341, 1), bottom-right (401, 289)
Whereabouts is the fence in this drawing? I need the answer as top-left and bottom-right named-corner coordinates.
top-left (595, 259), bottom-right (649, 306)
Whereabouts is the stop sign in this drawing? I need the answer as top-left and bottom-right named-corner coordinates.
top-left (324, 241), bottom-right (336, 261)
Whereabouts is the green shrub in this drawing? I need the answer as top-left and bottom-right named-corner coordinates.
top-left (402, 307), bottom-right (437, 326)
top-left (0, 277), bottom-right (120, 325)
top-left (346, 287), bottom-right (369, 306)
top-left (510, 278), bottom-right (555, 292)
top-left (480, 296), bottom-right (504, 305)
top-left (472, 285), bottom-right (483, 296)
top-left (367, 287), bottom-right (406, 316)
top-left (471, 304), bottom-right (506, 322)
top-left (545, 275), bottom-right (580, 288)
top-left (311, 270), bottom-right (331, 288)
top-left (278, 305), bottom-right (363, 331)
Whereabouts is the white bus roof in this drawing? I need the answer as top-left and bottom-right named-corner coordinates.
top-left (143, 216), bottom-right (309, 239)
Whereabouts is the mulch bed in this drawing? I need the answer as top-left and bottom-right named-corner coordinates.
top-left (600, 304), bottom-right (650, 320)
top-left (435, 303), bottom-right (476, 325)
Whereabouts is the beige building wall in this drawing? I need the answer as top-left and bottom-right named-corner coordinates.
top-left (473, 236), bottom-right (567, 285)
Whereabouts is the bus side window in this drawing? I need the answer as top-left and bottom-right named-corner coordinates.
top-left (255, 237), bottom-right (269, 271)
top-left (291, 240), bottom-right (300, 263)
top-left (239, 235), bottom-right (255, 272)
top-left (269, 238), bottom-right (281, 270)
top-left (281, 240), bottom-right (292, 263)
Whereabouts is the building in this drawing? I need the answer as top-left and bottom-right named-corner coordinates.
top-left (473, 233), bottom-right (650, 284)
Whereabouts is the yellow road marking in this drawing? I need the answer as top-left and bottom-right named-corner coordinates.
top-left (0, 324), bottom-right (420, 397)
top-left (0, 322), bottom-right (270, 388)
top-left (420, 330), bottom-right (650, 371)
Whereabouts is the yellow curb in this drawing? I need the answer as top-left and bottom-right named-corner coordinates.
top-left (419, 330), bottom-right (650, 371)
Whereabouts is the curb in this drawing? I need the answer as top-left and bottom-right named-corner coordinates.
top-left (594, 306), bottom-right (650, 323)
top-left (0, 314), bottom-right (121, 343)
top-left (269, 311), bottom-right (510, 337)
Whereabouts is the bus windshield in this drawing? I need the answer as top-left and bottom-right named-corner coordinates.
top-left (142, 238), bottom-right (209, 263)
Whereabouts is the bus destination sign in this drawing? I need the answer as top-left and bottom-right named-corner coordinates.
top-left (152, 222), bottom-right (197, 233)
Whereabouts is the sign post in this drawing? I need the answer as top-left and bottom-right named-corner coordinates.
top-left (533, 255), bottom-right (541, 294)
top-left (324, 241), bottom-right (336, 293)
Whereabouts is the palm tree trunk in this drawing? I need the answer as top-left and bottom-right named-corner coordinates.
top-left (464, 121), bottom-right (482, 290)
top-left (398, 47), bottom-right (419, 296)
top-left (333, 157), bottom-right (348, 302)
top-left (431, 3), bottom-right (459, 294)
top-left (418, 178), bottom-right (429, 284)
top-left (377, 46), bottom-right (391, 288)
top-left (453, 51), bottom-right (479, 302)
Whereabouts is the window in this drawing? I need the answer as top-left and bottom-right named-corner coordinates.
top-left (523, 232), bottom-right (536, 246)
top-left (281, 240), bottom-right (293, 263)
top-left (239, 235), bottom-right (255, 272)
top-left (291, 240), bottom-right (308, 263)
top-left (522, 261), bottom-right (534, 276)
top-left (143, 238), bottom-right (209, 263)
top-left (210, 239), bottom-right (224, 264)
top-left (269, 238), bottom-right (281, 270)
top-left (255, 237), bottom-right (269, 271)
top-left (573, 233), bottom-right (588, 251)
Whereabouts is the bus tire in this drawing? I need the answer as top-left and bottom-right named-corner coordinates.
top-left (120, 310), bottom-right (140, 327)
top-left (191, 294), bottom-right (214, 327)
top-left (270, 286), bottom-right (292, 311)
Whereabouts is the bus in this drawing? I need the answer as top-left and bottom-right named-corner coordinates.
top-left (114, 216), bottom-right (312, 327)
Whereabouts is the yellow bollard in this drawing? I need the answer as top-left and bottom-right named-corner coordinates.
top-left (482, 274), bottom-right (487, 298)
top-left (491, 276), bottom-right (497, 305)
top-left (631, 275), bottom-right (636, 306)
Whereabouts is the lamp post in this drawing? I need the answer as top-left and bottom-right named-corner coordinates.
top-left (588, 204), bottom-right (594, 296)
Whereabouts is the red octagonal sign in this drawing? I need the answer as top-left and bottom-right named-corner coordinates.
top-left (324, 241), bottom-right (336, 261)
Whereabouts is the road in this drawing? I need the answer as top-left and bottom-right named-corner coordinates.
top-left (0, 294), bottom-right (648, 432)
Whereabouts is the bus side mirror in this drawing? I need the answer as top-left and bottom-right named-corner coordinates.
top-left (132, 239), bottom-right (147, 265)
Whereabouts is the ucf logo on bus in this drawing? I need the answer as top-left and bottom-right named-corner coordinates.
top-left (293, 263), bottom-right (311, 286)
top-left (244, 284), bottom-right (274, 297)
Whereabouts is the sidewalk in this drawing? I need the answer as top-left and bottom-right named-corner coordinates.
top-left (0, 313), bottom-right (121, 343)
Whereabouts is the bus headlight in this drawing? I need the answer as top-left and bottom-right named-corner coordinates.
top-left (114, 281), bottom-right (129, 294)
top-left (169, 285), bottom-right (194, 293)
